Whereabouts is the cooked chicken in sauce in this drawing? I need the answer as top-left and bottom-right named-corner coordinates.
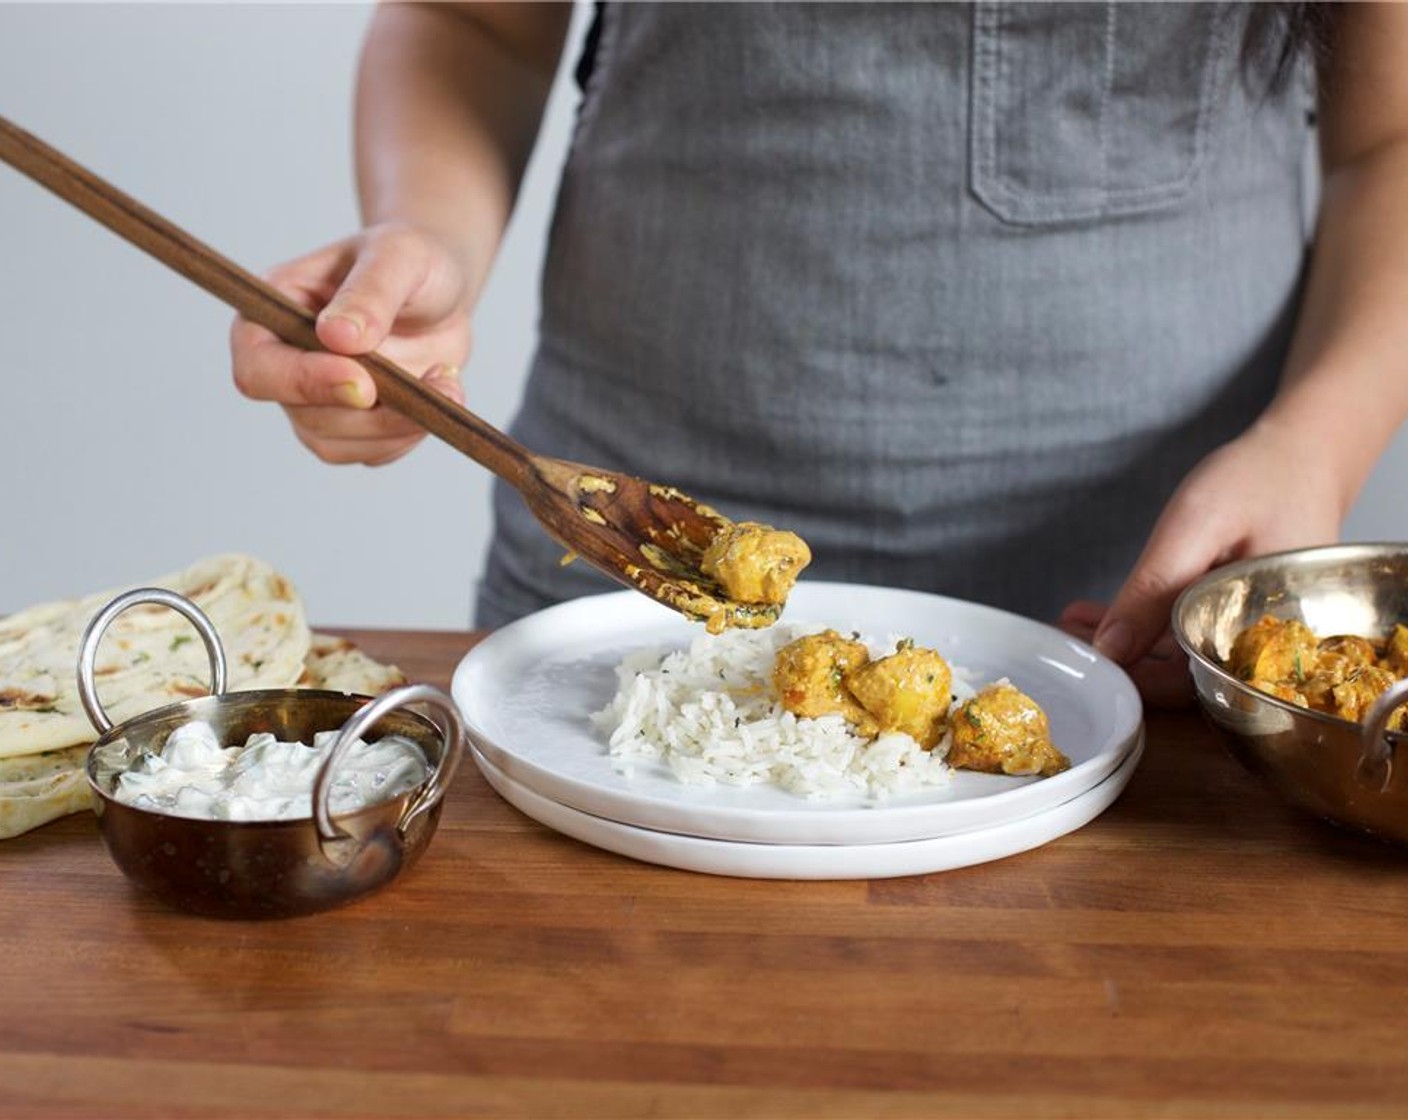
top-left (1330, 665), bottom-right (1400, 725)
top-left (947, 682), bottom-right (1071, 778)
top-left (701, 521), bottom-right (812, 606)
top-left (772, 630), bottom-right (878, 737)
top-left (1228, 615), bottom-right (1319, 685)
top-left (771, 631), bottom-right (1065, 776)
top-left (1299, 634), bottom-right (1377, 712)
top-left (844, 642), bottom-right (953, 749)
top-left (1226, 614), bottom-right (1408, 730)
top-left (1385, 625), bottom-right (1408, 676)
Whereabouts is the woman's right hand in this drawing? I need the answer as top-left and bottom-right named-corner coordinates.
top-left (231, 222), bottom-right (474, 466)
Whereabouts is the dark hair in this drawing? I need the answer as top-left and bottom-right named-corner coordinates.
top-left (1242, 2), bottom-right (1337, 91)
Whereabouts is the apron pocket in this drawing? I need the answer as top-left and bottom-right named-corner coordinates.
top-left (969, 0), bottom-right (1238, 227)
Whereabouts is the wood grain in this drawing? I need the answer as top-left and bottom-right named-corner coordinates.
top-left (4, 629), bottom-right (1408, 1119)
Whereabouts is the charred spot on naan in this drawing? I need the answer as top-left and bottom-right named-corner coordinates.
top-left (0, 687), bottom-right (59, 712)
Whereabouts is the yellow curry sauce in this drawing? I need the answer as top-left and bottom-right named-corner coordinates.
top-left (1227, 615), bottom-right (1408, 729)
top-left (771, 630), bottom-right (1070, 777)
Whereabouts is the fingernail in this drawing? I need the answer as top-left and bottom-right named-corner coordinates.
top-left (331, 380), bottom-right (368, 409)
top-left (320, 304), bottom-right (364, 336)
top-left (1094, 619), bottom-right (1134, 664)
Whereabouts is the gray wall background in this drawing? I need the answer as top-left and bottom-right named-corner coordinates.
top-left (1, 3), bottom-right (1404, 629)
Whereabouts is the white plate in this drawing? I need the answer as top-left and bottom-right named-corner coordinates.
top-left (473, 736), bottom-right (1144, 880)
top-left (452, 582), bottom-right (1143, 845)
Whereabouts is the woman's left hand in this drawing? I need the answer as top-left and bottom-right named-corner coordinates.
top-left (1059, 416), bottom-right (1346, 707)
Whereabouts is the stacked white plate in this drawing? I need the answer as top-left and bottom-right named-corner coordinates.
top-left (451, 583), bottom-right (1144, 880)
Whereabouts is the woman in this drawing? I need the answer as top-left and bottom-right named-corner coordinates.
top-left (231, 2), bottom-right (1408, 705)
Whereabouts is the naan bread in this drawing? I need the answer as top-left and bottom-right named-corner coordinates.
top-left (299, 633), bottom-right (408, 694)
top-left (0, 742), bottom-right (88, 784)
top-left (0, 765), bottom-right (92, 841)
top-left (0, 553), bottom-right (310, 759)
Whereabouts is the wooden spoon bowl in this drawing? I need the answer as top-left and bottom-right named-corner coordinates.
top-left (529, 460), bottom-right (782, 631)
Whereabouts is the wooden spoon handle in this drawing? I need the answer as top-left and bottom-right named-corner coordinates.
top-left (0, 114), bottom-right (532, 485)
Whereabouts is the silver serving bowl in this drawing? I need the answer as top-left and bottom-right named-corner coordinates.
top-left (78, 588), bottom-right (465, 918)
top-left (1172, 542), bottom-right (1408, 844)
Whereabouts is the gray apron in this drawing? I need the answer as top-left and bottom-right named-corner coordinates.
top-left (476, 1), bottom-right (1315, 629)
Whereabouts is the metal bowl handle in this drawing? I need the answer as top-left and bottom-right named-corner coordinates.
top-left (312, 683), bottom-right (465, 847)
top-left (1357, 676), bottom-right (1408, 793)
top-left (77, 588), bottom-right (229, 734)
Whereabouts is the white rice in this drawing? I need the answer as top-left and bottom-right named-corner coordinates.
top-left (592, 623), bottom-right (966, 800)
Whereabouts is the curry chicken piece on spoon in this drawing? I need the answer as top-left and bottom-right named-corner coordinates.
top-left (700, 521), bottom-right (812, 608)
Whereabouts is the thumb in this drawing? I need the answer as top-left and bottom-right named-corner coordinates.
top-left (1095, 524), bottom-right (1224, 668)
top-left (315, 226), bottom-right (462, 356)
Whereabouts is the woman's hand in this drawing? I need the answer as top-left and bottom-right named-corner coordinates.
top-left (1060, 416), bottom-right (1346, 707)
top-left (1074, 4), bottom-right (1408, 708)
top-left (231, 3), bottom-right (573, 466)
top-left (230, 222), bottom-right (473, 466)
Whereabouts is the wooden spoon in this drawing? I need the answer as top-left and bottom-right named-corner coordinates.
top-left (0, 115), bottom-right (782, 632)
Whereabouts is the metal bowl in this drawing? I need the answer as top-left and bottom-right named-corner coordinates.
top-left (79, 588), bottom-right (465, 918)
top-left (1172, 542), bottom-right (1408, 844)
